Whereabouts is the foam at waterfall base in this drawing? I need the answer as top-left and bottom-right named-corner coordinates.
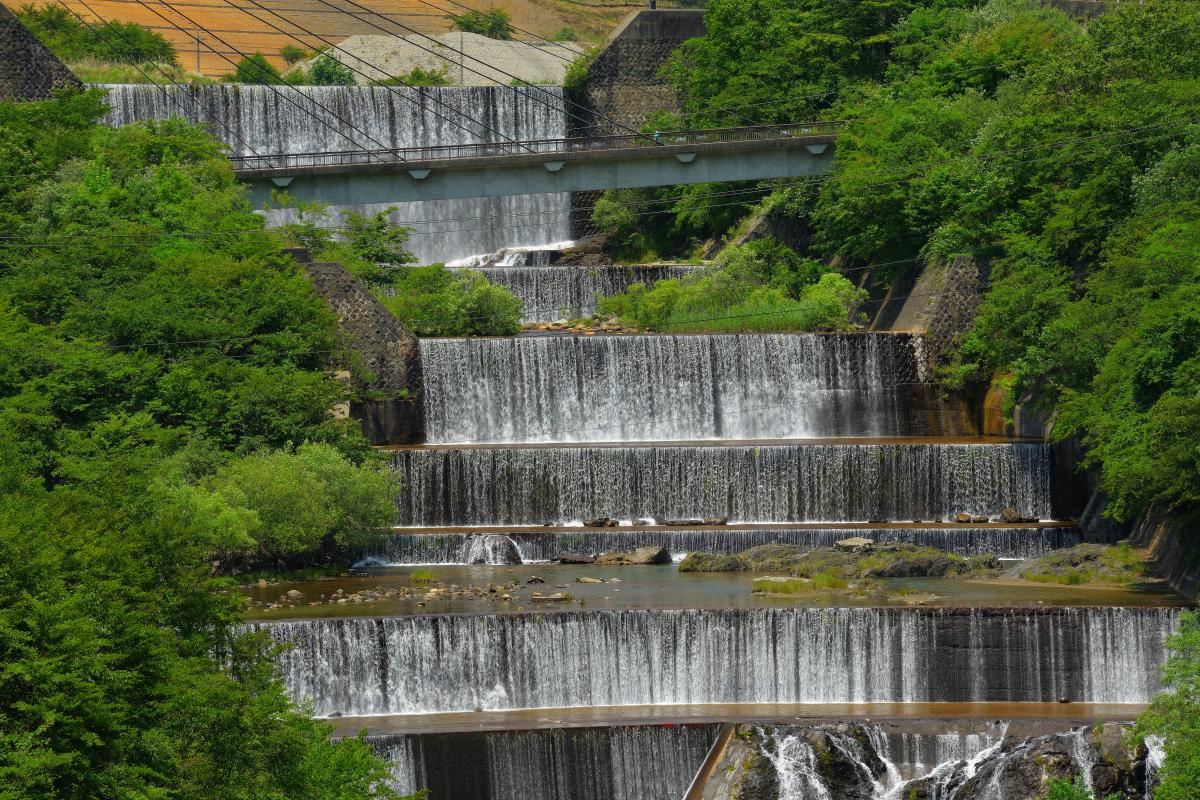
top-left (252, 607), bottom-right (1176, 717)
top-left (368, 724), bottom-right (717, 800)
top-left (389, 442), bottom-right (1053, 527)
top-left (367, 525), bottom-right (1082, 563)
top-left (419, 333), bottom-right (968, 443)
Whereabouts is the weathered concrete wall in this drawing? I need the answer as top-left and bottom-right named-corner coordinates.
top-left (0, 4), bottom-right (79, 100)
top-left (288, 248), bottom-right (423, 445)
top-left (890, 255), bottom-right (988, 370)
top-left (569, 9), bottom-right (707, 136)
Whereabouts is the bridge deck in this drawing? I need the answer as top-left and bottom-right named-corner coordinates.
top-left (238, 124), bottom-right (841, 204)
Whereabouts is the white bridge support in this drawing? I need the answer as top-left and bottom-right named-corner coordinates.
top-left (238, 134), bottom-right (837, 206)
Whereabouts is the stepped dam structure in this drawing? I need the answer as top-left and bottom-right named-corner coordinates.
top-left (451, 264), bottom-right (702, 321)
top-left (367, 524), bottom-right (1083, 564)
top-left (389, 441), bottom-right (1053, 527)
top-left (369, 723), bottom-right (717, 799)
top-left (254, 606), bottom-right (1176, 717)
top-left (98, 83), bottom-right (572, 264)
top-left (418, 333), bottom-right (979, 443)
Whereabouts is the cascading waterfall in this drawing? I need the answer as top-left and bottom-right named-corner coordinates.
top-left (419, 332), bottom-right (962, 443)
top-left (96, 83), bottom-right (571, 264)
top-left (749, 721), bottom-right (1142, 800)
top-left (367, 525), bottom-right (1082, 564)
top-left (450, 264), bottom-right (702, 321)
top-left (389, 442), bottom-right (1053, 526)
top-left (251, 607), bottom-right (1176, 716)
top-left (367, 724), bottom-right (717, 800)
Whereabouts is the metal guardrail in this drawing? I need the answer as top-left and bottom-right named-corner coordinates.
top-left (230, 122), bottom-right (842, 172)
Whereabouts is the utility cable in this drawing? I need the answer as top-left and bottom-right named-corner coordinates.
top-left (228, 0), bottom-right (538, 154)
top-left (293, 0), bottom-right (642, 138)
top-left (127, 0), bottom-right (396, 155)
top-left (59, 0), bottom-right (270, 165)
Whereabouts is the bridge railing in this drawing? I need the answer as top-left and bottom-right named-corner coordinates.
top-left (230, 122), bottom-right (842, 172)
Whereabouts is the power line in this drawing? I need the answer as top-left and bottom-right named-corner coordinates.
top-left (129, 0), bottom-right (398, 155)
top-left (62, 0), bottom-right (270, 162)
top-left (228, 0), bottom-right (538, 154)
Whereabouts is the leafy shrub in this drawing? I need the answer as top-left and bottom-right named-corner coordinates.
top-left (228, 52), bottom-right (283, 84)
top-left (381, 265), bottom-right (522, 337)
top-left (552, 26), bottom-right (578, 42)
top-left (309, 53), bottom-right (355, 86)
top-left (597, 239), bottom-right (865, 333)
top-left (18, 3), bottom-right (176, 64)
top-left (281, 43), bottom-right (312, 65)
top-left (376, 65), bottom-right (452, 87)
top-left (449, 8), bottom-right (513, 40)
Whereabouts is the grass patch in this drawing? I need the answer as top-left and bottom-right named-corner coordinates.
top-left (409, 568), bottom-right (439, 583)
top-left (1018, 543), bottom-right (1147, 586)
top-left (752, 572), bottom-right (849, 595)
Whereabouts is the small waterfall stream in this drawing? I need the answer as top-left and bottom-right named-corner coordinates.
top-left (252, 607), bottom-right (1176, 716)
top-left (97, 84), bottom-right (572, 264)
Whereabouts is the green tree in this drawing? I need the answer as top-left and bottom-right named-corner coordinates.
top-left (449, 7), bottom-right (513, 40)
top-left (1136, 610), bottom-right (1200, 800)
top-left (381, 264), bottom-right (522, 337)
top-left (280, 43), bottom-right (311, 65)
top-left (18, 3), bottom-right (177, 64)
top-left (230, 52), bottom-right (283, 85)
top-left (309, 53), bottom-right (355, 86)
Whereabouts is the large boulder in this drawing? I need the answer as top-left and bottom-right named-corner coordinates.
top-left (677, 552), bottom-right (748, 573)
top-left (595, 546), bottom-right (671, 565)
top-left (835, 536), bottom-right (875, 553)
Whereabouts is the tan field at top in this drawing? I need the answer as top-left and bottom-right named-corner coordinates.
top-left (7, 0), bottom-right (634, 77)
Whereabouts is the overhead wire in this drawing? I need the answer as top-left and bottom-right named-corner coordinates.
top-left (128, 0), bottom-right (399, 155)
top-left (227, 0), bottom-right (540, 154)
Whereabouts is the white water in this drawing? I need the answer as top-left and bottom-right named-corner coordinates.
top-left (389, 442), bottom-right (1053, 526)
top-left (97, 84), bottom-right (572, 264)
top-left (367, 525), bottom-right (1082, 564)
top-left (369, 724), bottom-right (716, 800)
top-left (419, 333), bottom-right (942, 443)
top-left (254, 607), bottom-right (1176, 717)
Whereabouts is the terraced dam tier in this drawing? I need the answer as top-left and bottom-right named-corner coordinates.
top-left (387, 440), bottom-right (1054, 526)
top-left (253, 606), bottom-right (1176, 716)
top-left (369, 522), bottom-right (1082, 563)
top-left (453, 264), bottom-right (702, 322)
top-left (419, 333), bottom-right (976, 444)
top-left (369, 722), bottom-right (718, 799)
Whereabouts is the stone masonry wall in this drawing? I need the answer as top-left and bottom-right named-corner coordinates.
top-left (0, 4), bottom-right (80, 100)
top-left (569, 9), bottom-right (706, 136)
top-left (289, 249), bottom-right (424, 444)
top-left (891, 255), bottom-right (988, 370)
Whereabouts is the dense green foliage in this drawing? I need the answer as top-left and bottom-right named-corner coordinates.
top-left (647, 0), bottom-right (1200, 522)
top-left (309, 54), bottom-right (356, 86)
top-left (278, 200), bottom-right (523, 335)
top-left (597, 238), bottom-right (865, 333)
top-left (1137, 611), bottom-right (1200, 800)
top-left (380, 265), bottom-right (523, 337)
top-left (449, 7), bottom-right (514, 39)
top-left (228, 52), bottom-right (284, 85)
top-left (0, 89), bottom-right (409, 797)
top-left (1042, 777), bottom-right (1100, 800)
top-left (17, 3), bottom-right (176, 65)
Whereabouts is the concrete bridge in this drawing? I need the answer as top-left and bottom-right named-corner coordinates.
top-left (236, 123), bottom-right (840, 206)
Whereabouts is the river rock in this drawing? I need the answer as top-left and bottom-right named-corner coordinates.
top-left (594, 546), bottom-right (671, 565)
top-left (286, 589), bottom-right (303, 601)
top-left (663, 518), bottom-right (704, 526)
top-left (954, 513), bottom-right (973, 523)
top-left (971, 515), bottom-right (990, 523)
top-left (677, 552), bottom-right (748, 572)
top-left (583, 516), bottom-right (619, 528)
top-left (556, 553), bottom-right (594, 564)
top-left (1000, 506), bottom-right (1037, 523)
top-left (703, 516), bottom-right (729, 525)
top-left (526, 576), bottom-right (545, 584)
top-left (530, 592), bottom-right (570, 601)
top-left (835, 536), bottom-right (875, 553)
top-left (577, 576), bottom-right (603, 584)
